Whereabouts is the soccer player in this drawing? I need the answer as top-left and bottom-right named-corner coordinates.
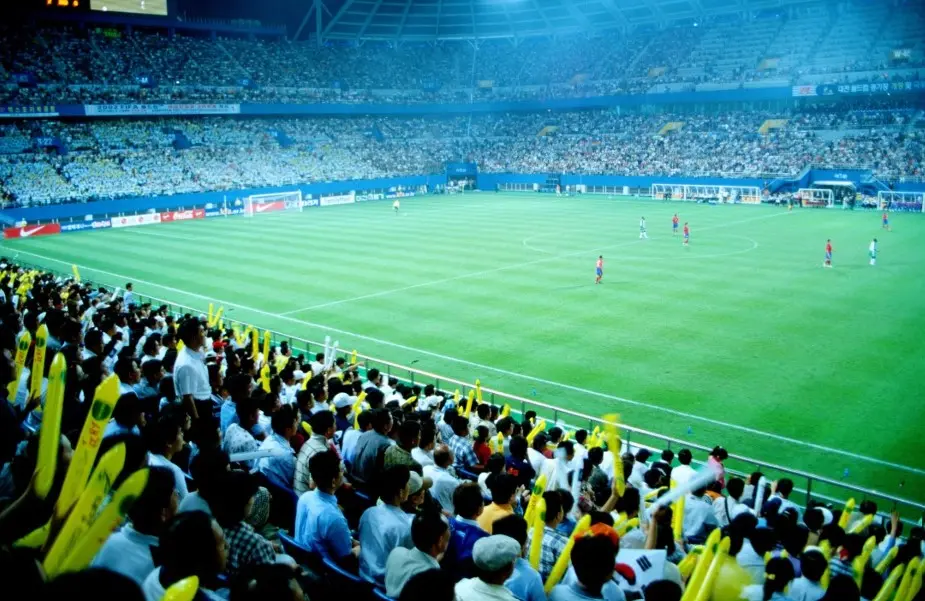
top-left (882, 210), bottom-right (891, 231)
top-left (683, 222), bottom-right (690, 246)
top-left (393, 199), bottom-right (400, 213)
top-left (672, 213), bottom-right (679, 236)
top-left (639, 217), bottom-right (648, 239)
top-left (869, 238), bottom-right (878, 266)
top-left (595, 256), bottom-right (603, 284)
top-left (824, 239), bottom-right (833, 268)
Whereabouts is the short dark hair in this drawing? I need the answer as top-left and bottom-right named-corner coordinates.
top-left (615, 487), bottom-right (641, 515)
top-left (452, 416), bottom-right (470, 435)
top-left (491, 514), bottom-right (528, 547)
top-left (176, 318), bottom-right (202, 346)
top-left (588, 447), bottom-right (604, 464)
top-left (453, 482), bottom-right (484, 519)
top-left (532, 434), bottom-right (548, 451)
top-left (380, 465), bottom-right (411, 501)
top-left (508, 436), bottom-right (527, 459)
top-left (309, 451), bottom-right (342, 489)
top-left (230, 564), bottom-right (301, 601)
top-left (496, 417), bottom-right (514, 435)
top-left (271, 404), bottom-right (298, 436)
top-left (112, 392), bottom-right (143, 427)
top-left (399, 569), bottom-right (455, 601)
top-left (661, 449), bottom-right (674, 462)
top-left (127, 466), bottom-right (176, 533)
top-left (777, 478), bottom-right (794, 497)
top-left (547, 427), bottom-right (563, 443)
top-left (543, 491), bottom-right (563, 520)
top-left (726, 477), bottom-right (745, 500)
top-left (489, 473), bottom-right (517, 504)
top-left (309, 410), bottom-right (336, 434)
top-left (643, 580), bottom-right (682, 601)
top-left (370, 407), bottom-right (393, 433)
top-left (571, 535), bottom-right (617, 590)
top-left (558, 490), bottom-right (574, 515)
top-left (399, 420), bottom-right (422, 447)
top-left (357, 411), bottom-right (374, 430)
top-left (365, 388), bottom-right (385, 408)
top-left (800, 549), bottom-right (827, 582)
top-left (366, 368), bottom-right (380, 382)
top-left (419, 424), bottom-right (436, 448)
top-left (574, 430), bottom-right (587, 444)
top-left (677, 449), bottom-right (692, 465)
top-left (141, 359), bottom-right (163, 382)
top-left (114, 356), bottom-right (137, 382)
top-left (235, 395), bottom-right (261, 422)
top-left (558, 440), bottom-right (575, 457)
top-left (212, 471), bottom-right (259, 527)
top-left (476, 404), bottom-right (490, 419)
top-left (859, 500), bottom-right (878, 516)
top-left (159, 511), bottom-right (224, 581)
top-left (411, 513), bottom-right (449, 552)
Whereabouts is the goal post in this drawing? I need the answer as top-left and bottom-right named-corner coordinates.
top-left (650, 183), bottom-right (762, 203)
top-left (877, 190), bottom-right (925, 212)
top-left (797, 188), bottom-right (834, 208)
top-left (244, 190), bottom-right (304, 217)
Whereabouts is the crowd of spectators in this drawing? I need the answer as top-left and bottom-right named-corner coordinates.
top-left (0, 6), bottom-right (923, 107)
top-left (0, 108), bottom-right (921, 206)
top-left (0, 267), bottom-right (923, 601)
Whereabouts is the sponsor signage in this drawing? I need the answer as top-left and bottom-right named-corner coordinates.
top-left (253, 201), bottom-right (285, 214)
top-left (319, 192), bottom-right (356, 206)
top-left (355, 192), bottom-right (385, 202)
top-left (205, 207), bottom-right (246, 218)
top-left (84, 103), bottom-right (241, 117)
top-left (3, 223), bottom-right (62, 239)
top-left (160, 208), bottom-right (205, 222)
top-left (111, 213), bottom-right (162, 228)
top-left (60, 220), bottom-right (112, 233)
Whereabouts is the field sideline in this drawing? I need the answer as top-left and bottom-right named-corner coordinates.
top-left (5, 193), bottom-right (925, 506)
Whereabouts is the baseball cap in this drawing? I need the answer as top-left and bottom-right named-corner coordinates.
top-left (472, 535), bottom-right (521, 571)
top-left (332, 392), bottom-right (353, 410)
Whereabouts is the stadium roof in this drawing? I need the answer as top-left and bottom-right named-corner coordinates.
top-left (300, 0), bottom-right (819, 41)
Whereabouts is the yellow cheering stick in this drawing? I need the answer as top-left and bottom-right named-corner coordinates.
top-left (854, 535), bottom-right (877, 587)
top-left (561, 431), bottom-right (571, 442)
top-left (163, 576), bottom-right (200, 601)
top-left (873, 564), bottom-right (905, 601)
top-left (463, 390), bottom-right (476, 418)
top-left (34, 353), bottom-right (66, 500)
top-left (259, 364), bottom-right (271, 393)
top-left (896, 557), bottom-right (921, 601)
top-left (402, 395), bottom-right (418, 408)
top-left (525, 420), bottom-right (546, 445)
top-left (352, 391), bottom-right (367, 429)
top-left (543, 514), bottom-right (592, 594)
top-left (475, 379), bottom-right (483, 404)
top-left (500, 404), bottom-right (510, 418)
top-left (250, 328), bottom-right (259, 361)
top-left (350, 350), bottom-right (357, 365)
top-left (523, 474), bottom-right (548, 526)
top-left (232, 325), bottom-right (244, 346)
top-left (56, 468), bottom-right (149, 575)
top-left (71, 264), bottom-right (81, 283)
top-left (681, 528), bottom-right (722, 601)
top-left (907, 562), bottom-right (925, 601)
top-left (261, 330), bottom-right (271, 366)
top-left (602, 414), bottom-right (624, 496)
top-left (43, 443), bottom-right (127, 575)
top-left (616, 518), bottom-right (639, 537)
top-left (672, 493), bottom-right (686, 541)
top-left (875, 546), bottom-right (899, 574)
top-left (301, 422), bottom-right (312, 436)
top-left (692, 537), bottom-right (731, 601)
top-left (8, 330), bottom-right (31, 400)
top-left (207, 303), bottom-right (214, 326)
top-left (837, 498), bottom-right (856, 529)
top-left (849, 514), bottom-right (874, 534)
top-left (453, 389), bottom-right (460, 404)
top-left (529, 498), bottom-right (546, 570)
top-left (30, 324), bottom-right (48, 402)
top-left (218, 319), bottom-right (224, 332)
top-left (496, 433), bottom-right (504, 453)
top-left (678, 553), bottom-right (699, 580)
top-left (209, 307), bottom-right (224, 328)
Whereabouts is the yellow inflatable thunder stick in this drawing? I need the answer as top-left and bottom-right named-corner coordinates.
top-left (854, 536), bottom-right (877, 587)
top-left (8, 330), bottom-right (31, 400)
top-left (30, 324), bottom-right (48, 402)
top-left (691, 537), bottom-right (732, 601)
top-left (261, 330), bottom-right (271, 366)
top-left (678, 553), bottom-right (699, 580)
top-left (208, 307), bottom-right (224, 329)
top-left (529, 498), bottom-right (547, 570)
top-left (259, 363), bottom-right (271, 393)
top-left (475, 379), bottom-right (483, 404)
top-left (838, 499), bottom-right (856, 529)
top-left (350, 350), bottom-right (358, 366)
top-left (523, 474), bottom-right (548, 526)
top-left (543, 514), bottom-right (593, 594)
top-left (43, 443), bottom-right (127, 575)
top-left (895, 557), bottom-right (921, 601)
top-left (500, 404), bottom-right (511, 418)
top-left (232, 325), bottom-right (245, 346)
top-left (495, 433), bottom-right (505, 454)
top-left (681, 528), bottom-right (723, 601)
top-left (453, 389), bottom-right (460, 404)
top-left (463, 390), bottom-right (476, 418)
top-left (602, 414), bottom-right (624, 496)
top-left (616, 518), bottom-right (639, 537)
top-left (873, 565), bottom-right (906, 601)
top-left (402, 396), bottom-right (418, 408)
top-left (72, 264), bottom-right (81, 283)
top-left (525, 420), bottom-right (546, 446)
top-left (672, 492), bottom-right (686, 542)
top-left (250, 328), bottom-right (259, 361)
top-left (302, 422), bottom-right (312, 436)
top-left (163, 576), bottom-right (200, 601)
top-left (56, 468), bottom-right (150, 575)
top-left (352, 391), bottom-right (367, 429)
top-left (876, 547), bottom-right (899, 574)
top-left (819, 539), bottom-right (832, 589)
top-left (849, 514), bottom-right (875, 534)
top-left (207, 303), bottom-right (214, 326)
top-left (34, 353), bottom-right (66, 500)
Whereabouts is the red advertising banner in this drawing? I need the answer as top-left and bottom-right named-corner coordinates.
top-left (253, 201), bottom-right (285, 214)
top-left (3, 223), bottom-right (62, 239)
top-left (161, 208), bottom-right (205, 222)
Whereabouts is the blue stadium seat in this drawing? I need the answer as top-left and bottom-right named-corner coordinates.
top-left (322, 556), bottom-right (373, 599)
top-left (457, 468), bottom-right (479, 481)
top-left (372, 588), bottom-right (396, 601)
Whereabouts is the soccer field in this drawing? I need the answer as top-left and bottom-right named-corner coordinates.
top-left (6, 193), bottom-right (925, 507)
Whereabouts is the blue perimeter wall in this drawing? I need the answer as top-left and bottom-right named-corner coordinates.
top-left (4, 172), bottom-right (925, 225)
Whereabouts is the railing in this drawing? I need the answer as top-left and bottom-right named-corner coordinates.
top-left (15, 260), bottom-right (925, 524)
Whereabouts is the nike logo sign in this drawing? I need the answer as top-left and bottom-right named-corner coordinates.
top-left (20, 227), bottom-right (44, 237)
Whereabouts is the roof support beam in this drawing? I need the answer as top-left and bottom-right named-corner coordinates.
top-left (322, 0), bottom-right (357, 36)
top-left (397, 0), bottom-right (414, 39)
top-left (560, 1), bottom-right (598, 32)
top-left (596, 0), bottom-right (632, 31)
top-left (357, 0), bottom-right (386, 39)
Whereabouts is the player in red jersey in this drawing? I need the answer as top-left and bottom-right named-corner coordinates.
top-left (682, 223), bottom-right (690, 245)
top-left (672, 214), bottom-right (680, 236)
top-left (882, 211), bottom-right (891, 231)
top-left (824, 239), bottom-right (833, 268)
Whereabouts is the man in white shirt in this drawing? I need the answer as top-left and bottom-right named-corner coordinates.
top-left (627, 448), bottom-right (651, 489)
top-left (358, 465), bottom-right (414, 588)
top-left (147, 415), bottom-right (189, 500)
top-left (92, 466), bottom-right (177, 585)
top-left (423, 445), bottom-right (460, 514)
top-left (526, 434), bottom-right (548, 476)
top-left (789, 547), bottom-right (826, 601)
top-left (418, 384), bottom-right (444, 415)
top-left (173, 318), bottom-right (210, 419)
top-left (671, 448), bottom-right (697, 486)
top-left (767, 478), bottom-right (802, 520)
top-left (713, 477), bottom-right (751, 527)
top-left (455, 535), bottom-right (521, 601)
top-left (682, 486), bottom-right (718, 542)
top-left (385, 513), bottom-right (450, 598)
top-left (412, 425), bottom-right (436, 467)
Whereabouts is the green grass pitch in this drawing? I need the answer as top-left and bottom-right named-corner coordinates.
top-left (6, 193), bottom-right (925, 507)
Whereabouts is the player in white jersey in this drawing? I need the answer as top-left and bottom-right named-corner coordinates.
top-left (869, 238), bottom-right (877, 266)
top-left (639, 217), bottom-right (648, 239)
top-left (393, 199), bottom-right (400, 213)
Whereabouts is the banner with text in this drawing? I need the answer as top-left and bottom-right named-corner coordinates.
top-left (61, 220), bottom-right (112, 233)
top-left (4, 223), bottom-right (61, 239)
top-left (111, 213), bottom-right (163, 228)
top-left (319, 192), bottom-right (356, 206)
top-left (161, 208), bottom-right (205, 222)
top-left (84, 103), bottom-right (241, 117)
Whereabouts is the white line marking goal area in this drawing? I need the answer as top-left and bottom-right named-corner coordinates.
top-left (7, 244), bottom-right (925, 479)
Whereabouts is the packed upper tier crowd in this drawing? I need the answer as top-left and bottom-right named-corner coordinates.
top-left (0, 108), bottom-right (922, 206)
top-left (0, 266), bottom-right (923, 601)
top-left (1, 1), bottom-right (924, 106)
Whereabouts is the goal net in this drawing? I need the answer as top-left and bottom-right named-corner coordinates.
top-left (244, 190), bottom-right (304, 217)
top-left (651, 184), bottom-right (761, 204)
top-left (877, 191), bottom-right (925, 212)
top-left (797, 188), bottom-right (833, 208)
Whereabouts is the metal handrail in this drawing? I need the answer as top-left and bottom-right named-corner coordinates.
top-left (15, 260), bottom-right (925, 519)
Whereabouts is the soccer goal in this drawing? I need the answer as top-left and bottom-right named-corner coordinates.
top-left (797, 188), bottom-right (833, 208)
top-left (651, 183), bottom-right (761, 204)
top-left (877, 190), bottom-right (925, 212)
top-left (244, 190), bottom-right (304, 217)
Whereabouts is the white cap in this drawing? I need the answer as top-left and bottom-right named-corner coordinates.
top-left (333, 392), bottom-right (353, 409)
top-left (293, 370), bottom-right (306, 382)
top-left (472, 535), bottom-right (521, 571)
